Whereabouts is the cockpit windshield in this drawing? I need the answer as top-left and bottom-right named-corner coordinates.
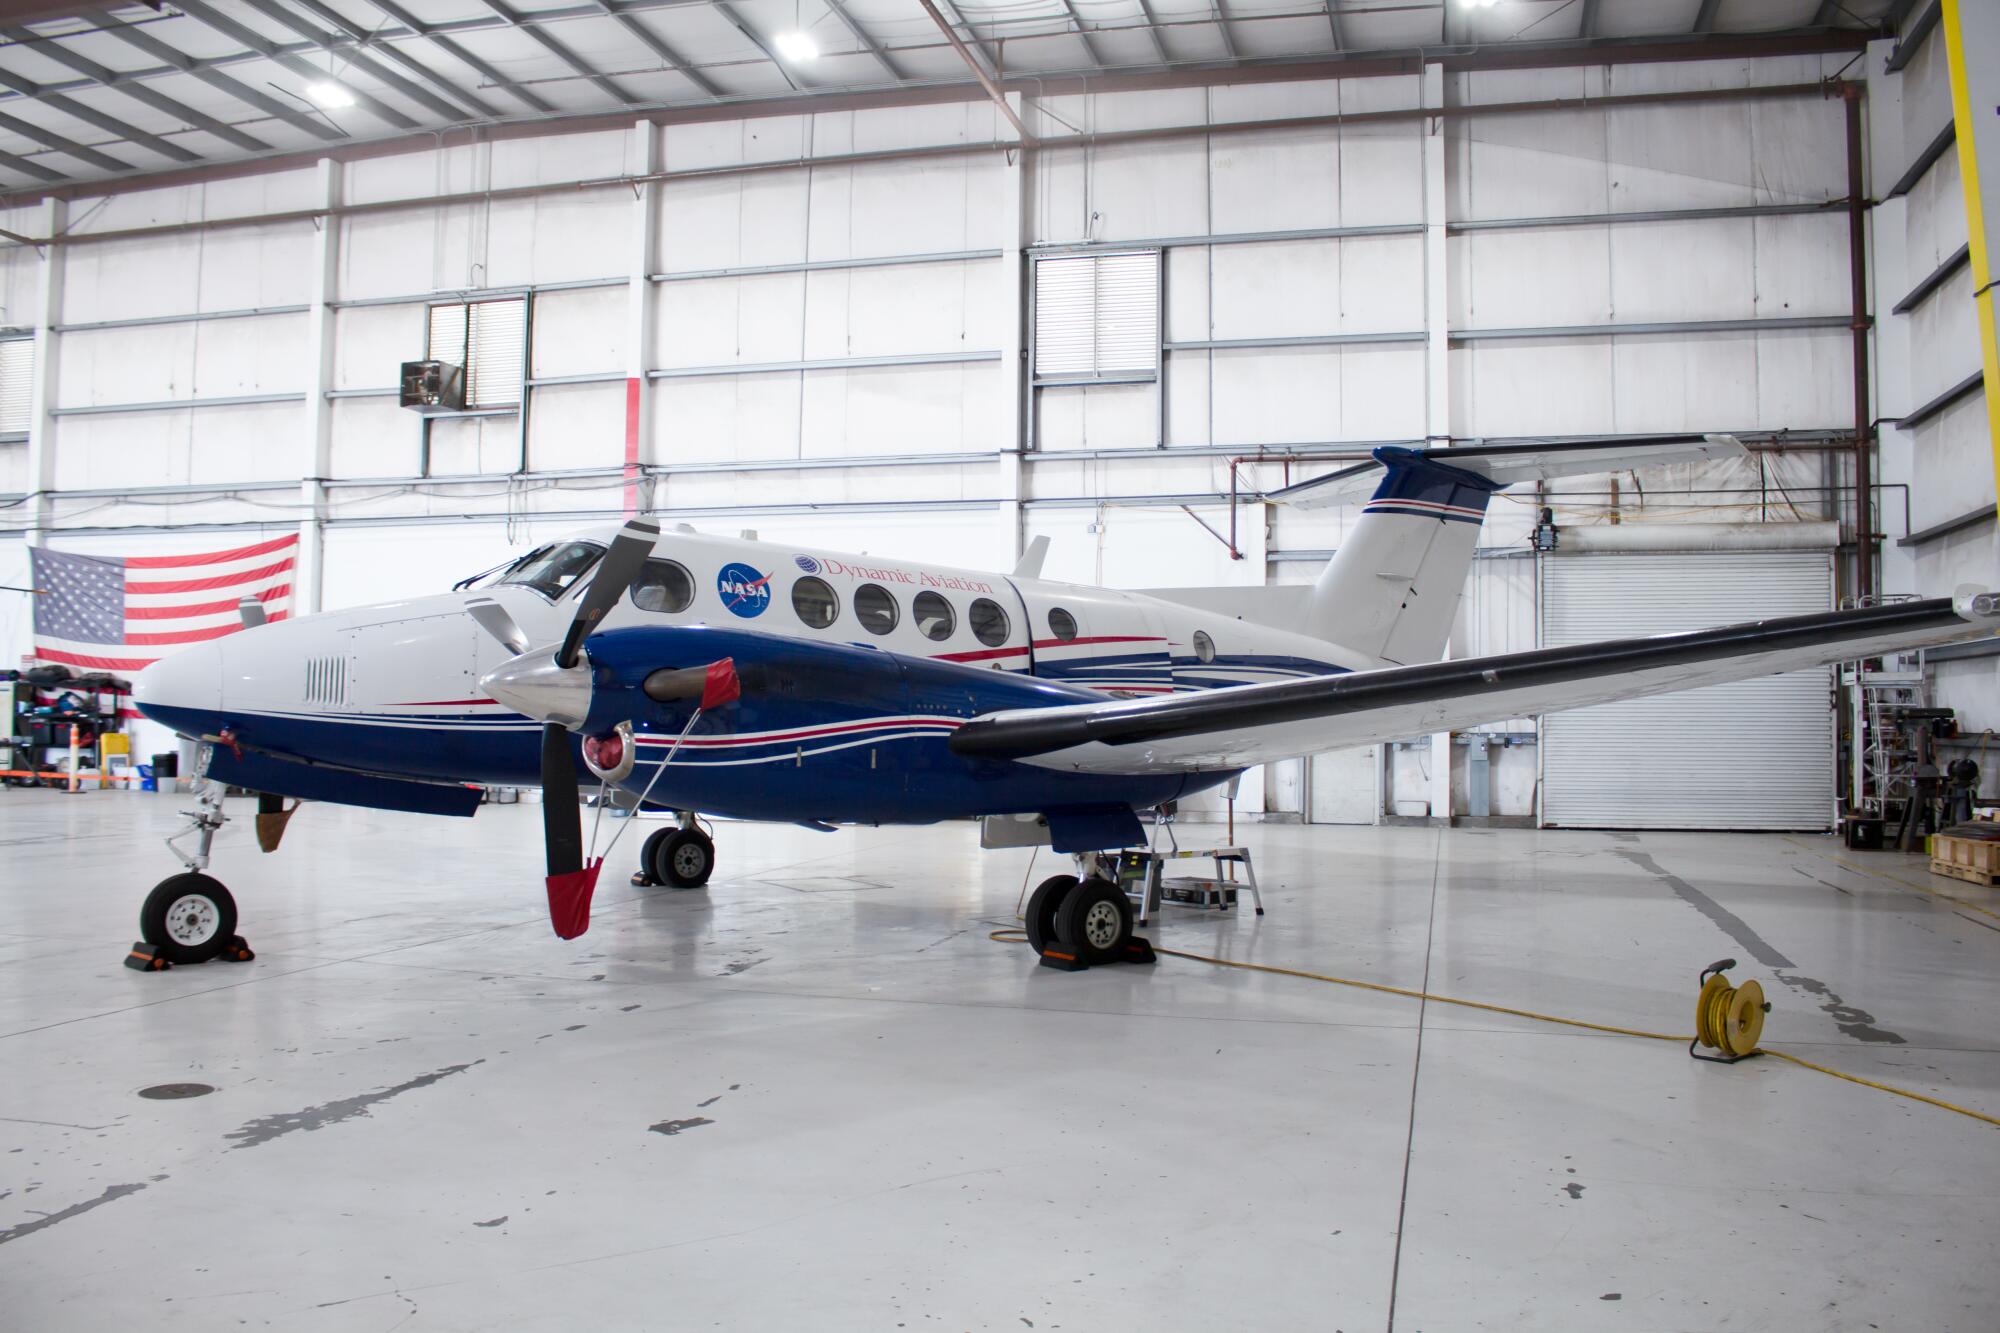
top-left (495, 541), bottom-right (605, 600)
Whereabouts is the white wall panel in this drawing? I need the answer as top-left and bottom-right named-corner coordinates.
top-left (64, 168), bottom-right (322, 234)
top-left (1208, 127), bottom-right (1339, 233)
top-left (427, 414), bottom-right (518, 476)
top-left (483, 192), bottom-right (628, 287)
top-left (321, 521), bottom-right (520, 612)
top-left (653, 372), bottom-right (802, 463)
top-left (1035, 382), bottom-right (1153, 451)
top-left (1751, 212), bottom-right (1850, 316)
top-left (1905, 139), bottom-right (1964, 270)
top-left (490, 129), bottom-right (630, 189)
top-left (1164, 347), bottom-right (1210, 446)
top-left (1908, 395), bottom-right (1998, 531)
top-left (1609, 219), bottom-right (1755, 322)
top-left (799, 363), bottom-right (1001, 457)
top-left (531, 286), bottom-right (627, 378)
top-left (339, 208), bottom-right (468, 302)
top-left (528, 381), bottom-right (624, 470)
top-left (1746, 96), bottom-right (1845, 203)
top-left (334, 305), bottom-right (421, 391)
top-left (1338, 345), bottom-right (1427, 440)
top-left (1608, 103), bottom-right (1757, 211)
top-left (810, 156), bottom-right (1004, 259)
top-left (1452, 340), bottom-right (1613, 437)
top-left (1605, 333), bottom-right (1759, 433)
top-left (662, 115), bottom-right (809, 172)
top-left (1451, 227), bottom-right (1611, 326)
top-left (59, 313), bottom-right (304, 405)
top-left (61, 234), bottom-right (198, 323)
top-left (0, 441), bottom-right (24, 492)
top-left (1337, 122), bottom-right (1424, 225)
top-left (666, 459), bottom-right (984, 510)
top-left (338, 145), bottom-right (482, 207)
top-left (1084, 138), bottom-right (1210, 242)
top-left (801, 261), bottom-right (1000, 358)
top-left (1908, 264), bottom-right (1981, 403)
top-left (50, 401), bottom-right (302, 489)
top-left (1450, 103), bottom-right (1608, 221)
top-left (1752, 328), bottom-right (1851, 429)
top-left (655, 271), bottom-right (805, 368)
top-left (328, 397), bottom-right (420, 478)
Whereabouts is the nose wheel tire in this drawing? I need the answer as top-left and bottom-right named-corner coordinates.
top-left (1055, 877), bottom-right (1133, 965)
top-left (1024, 874), bottom-right (1080, 956)
top-left (635, 827), bottom-right (672, 886)
top-left (139, 874), bottom-right (238, 966)
top-left (652, 828), bottom-right (715, 889)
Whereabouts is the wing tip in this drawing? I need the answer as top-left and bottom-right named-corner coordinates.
top-left (1953, 584), bottom-right (2000, 624)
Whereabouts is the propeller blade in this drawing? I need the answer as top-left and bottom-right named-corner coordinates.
top-left (542, 723), bottom-right (583, 878)
top-left (466, 596), bottom-right (530, 654)
top-left (541, 721), bottom-right (601, 940)
top-left (556, 519), bottom-right (659, 668)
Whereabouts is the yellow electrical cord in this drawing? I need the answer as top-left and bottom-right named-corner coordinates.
top-left (989, 930), bottom-right (2000, 1129)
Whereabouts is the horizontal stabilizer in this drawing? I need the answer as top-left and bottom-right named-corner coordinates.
top-left (1270, 434), bottom-right (1747, 510)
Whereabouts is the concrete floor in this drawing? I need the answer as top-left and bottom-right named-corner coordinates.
top-left (2, 789), bottom-right (1997, 1331)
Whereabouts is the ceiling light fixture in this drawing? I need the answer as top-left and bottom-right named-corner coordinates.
top-left (304, 79), bottom-right (356, 109)
top-left (774, 30), bottom-right (819, 62)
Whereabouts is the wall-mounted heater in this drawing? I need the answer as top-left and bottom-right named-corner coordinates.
top-left (399, 359), bottom-right (465, 414)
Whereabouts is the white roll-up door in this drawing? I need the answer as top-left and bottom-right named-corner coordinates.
top-left (1539, 549), bottom-right (1835, 830)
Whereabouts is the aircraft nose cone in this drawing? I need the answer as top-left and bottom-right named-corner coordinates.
top-left (133, 640), bottom-right (223, 719)
top-left (481, 650), bottom-right (592, 730)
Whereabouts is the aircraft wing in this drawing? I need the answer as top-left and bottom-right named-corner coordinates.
top-left (950, 589), bottom-right (2000, 773)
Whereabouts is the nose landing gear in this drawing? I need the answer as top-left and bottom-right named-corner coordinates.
top-left (128, 780), bottom-right (255, 970)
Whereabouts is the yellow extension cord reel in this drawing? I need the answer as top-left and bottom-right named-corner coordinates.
top-left (1691, 958), bottom-right (1771, 1064)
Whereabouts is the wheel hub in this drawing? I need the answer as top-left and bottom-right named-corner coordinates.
top-left (673, 843), bottom-right (707, 878)
top-left (1083, 900), bottom-right (1121, 949)
top-left (165, 894), bottom-right (220, 946)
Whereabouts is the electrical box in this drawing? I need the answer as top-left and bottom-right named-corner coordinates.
top-left (399, 359), bottom-right (465, 414)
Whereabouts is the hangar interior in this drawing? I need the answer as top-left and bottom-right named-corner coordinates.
top-left (1, 1), bottom-right (1997, 1329)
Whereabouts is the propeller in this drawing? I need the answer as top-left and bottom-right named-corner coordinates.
top-left (471, 520), bottom-right (660, 938)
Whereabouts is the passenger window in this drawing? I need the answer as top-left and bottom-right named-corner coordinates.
top-left (792, 576), bottom-right (838, 629)
top-left (854, 583), bottom-right (899, 636)
top-left (969, 597), bottom-right (1009, 647)
top-left (1193, 630), bottom-right (1215, 663)
top-left (630, 558), bottom-right (695, 614)
top-left (913, 590), bottom-right (955, 641)
top-left (1048, 607), bottom-right (1078, 641)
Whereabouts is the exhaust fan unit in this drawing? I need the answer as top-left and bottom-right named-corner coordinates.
top-left (399, 359), bottom-right (465, 414)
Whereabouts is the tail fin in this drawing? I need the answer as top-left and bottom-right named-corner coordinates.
top-left (1303, 448), bottom-right (1503, 666)
top-left (1291, 434), bottom-right (1747, 666)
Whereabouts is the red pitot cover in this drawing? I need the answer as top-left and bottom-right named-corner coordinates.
top-left (546, 859), bottom-right (604, 940)
top-left (701, 657), bottom-right (742, 710)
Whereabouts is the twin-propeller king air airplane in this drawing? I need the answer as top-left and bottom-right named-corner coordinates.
top-left (129, 436), bottom-right (2000, 966)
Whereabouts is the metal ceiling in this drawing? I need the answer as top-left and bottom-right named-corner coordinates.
top-left (0, 0), bottom-right (1912, 198)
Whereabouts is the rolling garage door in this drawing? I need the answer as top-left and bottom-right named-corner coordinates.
top-left (1539, 549), bottom-right (1835, 830)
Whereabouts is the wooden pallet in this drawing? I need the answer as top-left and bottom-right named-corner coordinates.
top-left (1930, 834), bottom-right (2000, 886)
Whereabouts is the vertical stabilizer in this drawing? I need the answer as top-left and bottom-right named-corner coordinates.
top-left (1303, 447), bottom-right (1504, 666)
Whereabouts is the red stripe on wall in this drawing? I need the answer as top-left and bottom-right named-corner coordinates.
top-left (623, 376), bottom-right (642, 518)
top-left (125, 585), bottom-right (292, 620)
top-left (125, 557), bottom-right (295, 595)
top-left (122, 534), bottom-right (298, 570)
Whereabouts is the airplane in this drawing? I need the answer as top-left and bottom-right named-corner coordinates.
top-left (127, 434), bottom-right (1999, 968)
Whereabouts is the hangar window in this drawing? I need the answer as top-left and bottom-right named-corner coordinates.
top-left (969, 598), bottom-right (1010, 647)
top-left (0, 337), bottom-right (31, 437)
top-left (913, 591), bottom-right (955, 641)
top-left (427, 297), bottom-right (526, 409)
top-left (1193, 631), bottom-right (1216, 664)
top-left (854, 583), bottom-right (898, 636)
top-left (792, 576), bottom-right (838, 628)
top-left (499, 541), bottom-right (602, 601)
top-left (1031, 250), bottom-right (1160, 384)
top-left (630, 558), bottom-right (695, 614)
top-left (1047, 607), bottom-right (1078, 642)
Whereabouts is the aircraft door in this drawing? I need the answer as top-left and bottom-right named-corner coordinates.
top-left (1009, 582), bottom-right (1175, 697)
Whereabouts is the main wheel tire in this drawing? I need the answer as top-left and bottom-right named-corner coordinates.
top-left (139, 873), bottom-right (238, 965)
top-left (1024, 874), bottom-right (1080, 957)
top-left (635, 827), bottom-right (672, 886)
top-left (1055, 877), bottom-right (1132, 965)
top-left (654, 828), bottom-right (715, 888)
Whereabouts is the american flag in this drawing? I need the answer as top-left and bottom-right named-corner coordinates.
top-left (29, 534), bottom-right (296, 674)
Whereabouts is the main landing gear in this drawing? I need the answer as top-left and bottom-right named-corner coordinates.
top-left (128, 782), bottom-right (255, 970)
top-left (1023, 861), bottom-right (1157, 972)
top-left (632, 812), bottom-right (716, 890)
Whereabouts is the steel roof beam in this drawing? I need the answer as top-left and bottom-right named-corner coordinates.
top-left (820, 0), bottom-right (906, 83)
top-left (1055, 0), bottom-right (1106, 67)
top-left (1811, 0), bottom-right (1840, 21)
top-left (1693, 0), bottom-right (1723, 33)
top-left (1326, 0), bottom-right (1342, 50)
top-left (171, 0), bottom-right (422, 130)
top-left (365, 0), bottom-right (557, 114)
top-left (0, 143), bottom-right (65, 182)
top-left (1213, 0), bottom-right (1242, 62)
top-left (245, 0), bottom-right (496, 121)
top-left (933, 0), bottom-right (1006, 79)
top-left (0, 61), bottom-right (198, 163)
top-left (1578, 0), bottom-right (1598, 38)
top-left (0, 102), bottom-right (130, 172)
top-left (85, 9), bottom-right (348, 141)
top-left (1135, 0), bottom-right (1173, 64)
top-left (0, 23), bottom-right (271, 152)
top-left (588, 1), bottom-right (722, 97)
top-left (915, 0), bottom-right (1030, 142)
top-left (480, 0), bottom-right (641, 106)
top-left (708, 1), bottom-right (802, 93)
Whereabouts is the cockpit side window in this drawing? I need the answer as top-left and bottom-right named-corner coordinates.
top-left (497, 541), bottom-right (604, 601)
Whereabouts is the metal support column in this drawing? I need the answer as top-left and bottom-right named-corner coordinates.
top-left (997, 97), bottom-right (1028, 563)
top-left (626, 119), bottom-right (661, 516)
top-left (24, 197), bottom-right (64, 549)
top-left (298, 157), bottom-right (340, 614)
top-left (1421, 59), bottom-right (1455, 824)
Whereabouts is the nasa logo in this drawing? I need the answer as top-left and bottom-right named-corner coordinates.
top-left (716, 562), bottom-right (772, 618)
top-left (794, 555), bottom-right (820, 574)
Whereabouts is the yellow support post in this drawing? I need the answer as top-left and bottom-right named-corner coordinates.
top-left (1939, 0), bottom-right (2000, 518)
